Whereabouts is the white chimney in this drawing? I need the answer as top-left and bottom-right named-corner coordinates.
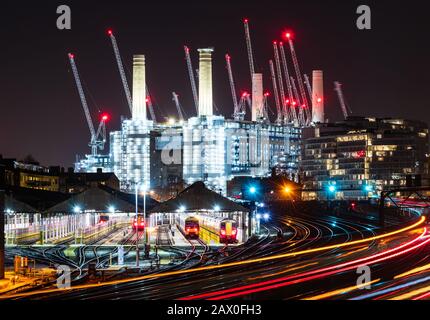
top-left (198, 48), bottom-right (214, 117)
top-left (132, 54), bottom-right (146, 120)
top-left (312, 70), bottom-right (324, 123)
top-left (251, 73), bottom-right (263, 122)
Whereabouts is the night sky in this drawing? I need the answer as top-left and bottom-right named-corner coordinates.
top-left (1, 0), bottom-right (429, 167)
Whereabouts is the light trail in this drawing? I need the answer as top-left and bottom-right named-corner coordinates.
top-left (394, 262), bottom-right (430, 279)
top-left (352, 275), bottom-right (430, 300)
top-left (2, 216), bottom-right (425, 299)
top-left (182, 227), bottom-right (429, 300)
top-left (303, 279), bottom-right (381, 300)
top-left (247, 262), bottom-right (319, 281)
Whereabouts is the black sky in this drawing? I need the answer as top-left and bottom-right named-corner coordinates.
top-left (1, 0), bottom-right (430, 167)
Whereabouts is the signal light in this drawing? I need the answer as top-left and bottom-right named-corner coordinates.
top-left (286, 32), bottom-right (291, 39)
top-left (244, 18), bottom-right (249, 23)
top-left (317, 98), bottom-right (322, 103)
top-left (242, 92), bottom-right (248, 97)
top-left (68, 53), bottom-right (75, 59)
top-left (101, 113), bottom-right (110, 121)
top-left (107, 29), bottom-right (113, 36)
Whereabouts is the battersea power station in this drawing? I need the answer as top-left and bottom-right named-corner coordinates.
top-left (75, 47), bottom-right (303, 195)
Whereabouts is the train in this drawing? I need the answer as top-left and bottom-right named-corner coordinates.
top-left (98, 214), bottom-right (110, 224)
top-left (177, 214), bottom-right (238, 243)
top-left (177, 216), bottom-right (200, 239)
top-left (132, 214), bottom-right (145, 231)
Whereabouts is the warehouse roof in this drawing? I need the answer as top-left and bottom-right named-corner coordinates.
top-left (4, 194), bottom-right (38, 213)
top-left (45, 185), bottom-right (158, 213)
top-left (149, 181), bottom-right (249, 213)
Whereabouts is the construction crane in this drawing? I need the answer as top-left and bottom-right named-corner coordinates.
top-left (107, 29), bottom-right (133, 114)
top-left (172, 92), bottom-right (185, 121)
top-left (269, 60), bottom-right (283, 124)
top-left (225, 54), bottom-right (239, 117)
top-left (285, 32), bottom-right (311, 125)
top-left (243, 19), bottom-right (255, 80)
top-left (273, 42), bottom-right (290, 123)
top-left (279, 42), bottom-right (298, 124)
top-left (68, 53), bottom-right (108, 156)
top-left (291, 77), bottom-right (306, 126)
top-left (233, 92), bottom-right (248, 121)
top-left (184, 46), bottom-right (199, 114)
top-left (262, 92), bottom-right (270, 121)
top-left (145, 87), bottom-right (157, 122)
top-left (303, 74), bottom-right (313, 106)
top-left (108, 29), bottom-right (156, 122)
top-left (334, 81), bottom-right (352, 119)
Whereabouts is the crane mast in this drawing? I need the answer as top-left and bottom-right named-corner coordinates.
top-left (291, 77), bottom-right (306, 126)
top-left (225, 54), bottom-right (239, 117)
top-left (334, 81), bottom-right (351, 119)
top-left (68, 53), bottom-right (104, 156)
top-left (269, 60), bottom-right (283, 124)
top-left (243, 19), bottom-right (255, 79)
top-left (303, 74), bottom-right (313, 107)
top-left (286, 34), bottom-right (311, 125)
top-left (184, 46), bottom-right (199, 114)
top-left (108, 30), bottom-right (133, 114)
top-left (145, 87), bottom-right (156, 122)
top-left (262, 92), bottom-right (270, 121)
top-left (273, 42), bottom-right (290, 123)
top-left (279, 42), bottom-right (297, 124)
top-left (172, 92), bottom-right (185, 121)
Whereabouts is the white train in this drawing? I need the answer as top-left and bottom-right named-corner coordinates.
top-left (176, 213), bottom-right (238, 243)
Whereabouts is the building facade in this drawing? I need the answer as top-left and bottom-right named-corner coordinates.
top-left (301, 117), bottom-right (429, 200)
top-left (110, 119), bottom-right (153, 192)
top-left (0, 156), bottom-right (60, 192)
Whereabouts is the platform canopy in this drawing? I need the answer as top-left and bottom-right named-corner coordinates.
top-left (149, 181), bottom-right (249, 213)
top-left (4, 195), bottom-right (37, 213)
top-left (45, 185), bottom-right (158, 214)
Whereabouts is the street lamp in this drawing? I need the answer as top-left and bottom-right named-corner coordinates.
top-left (327, 185), bottom-right (337, 203)
top-left (134, 183), bottom-right (149, 267)
top-left (141, 185), bottom-right (149, 249)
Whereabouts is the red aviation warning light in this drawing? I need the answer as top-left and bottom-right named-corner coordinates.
top-left (68, 53), bottom-right (75, 59)
top-left (101, 113), bottom-right (110, 122)
top-left (107, 29), bottom-right (113, 36)
top-left (264, 92), bottom-right (270, 97)
top-left (244, 18), bottom-right (249, 23)
top-left (283, 30), bottom-right (294, 40)
top-left (286, 99), bottom-right (290, 104)
top-left (317, 97), bottom-right (322, 103)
